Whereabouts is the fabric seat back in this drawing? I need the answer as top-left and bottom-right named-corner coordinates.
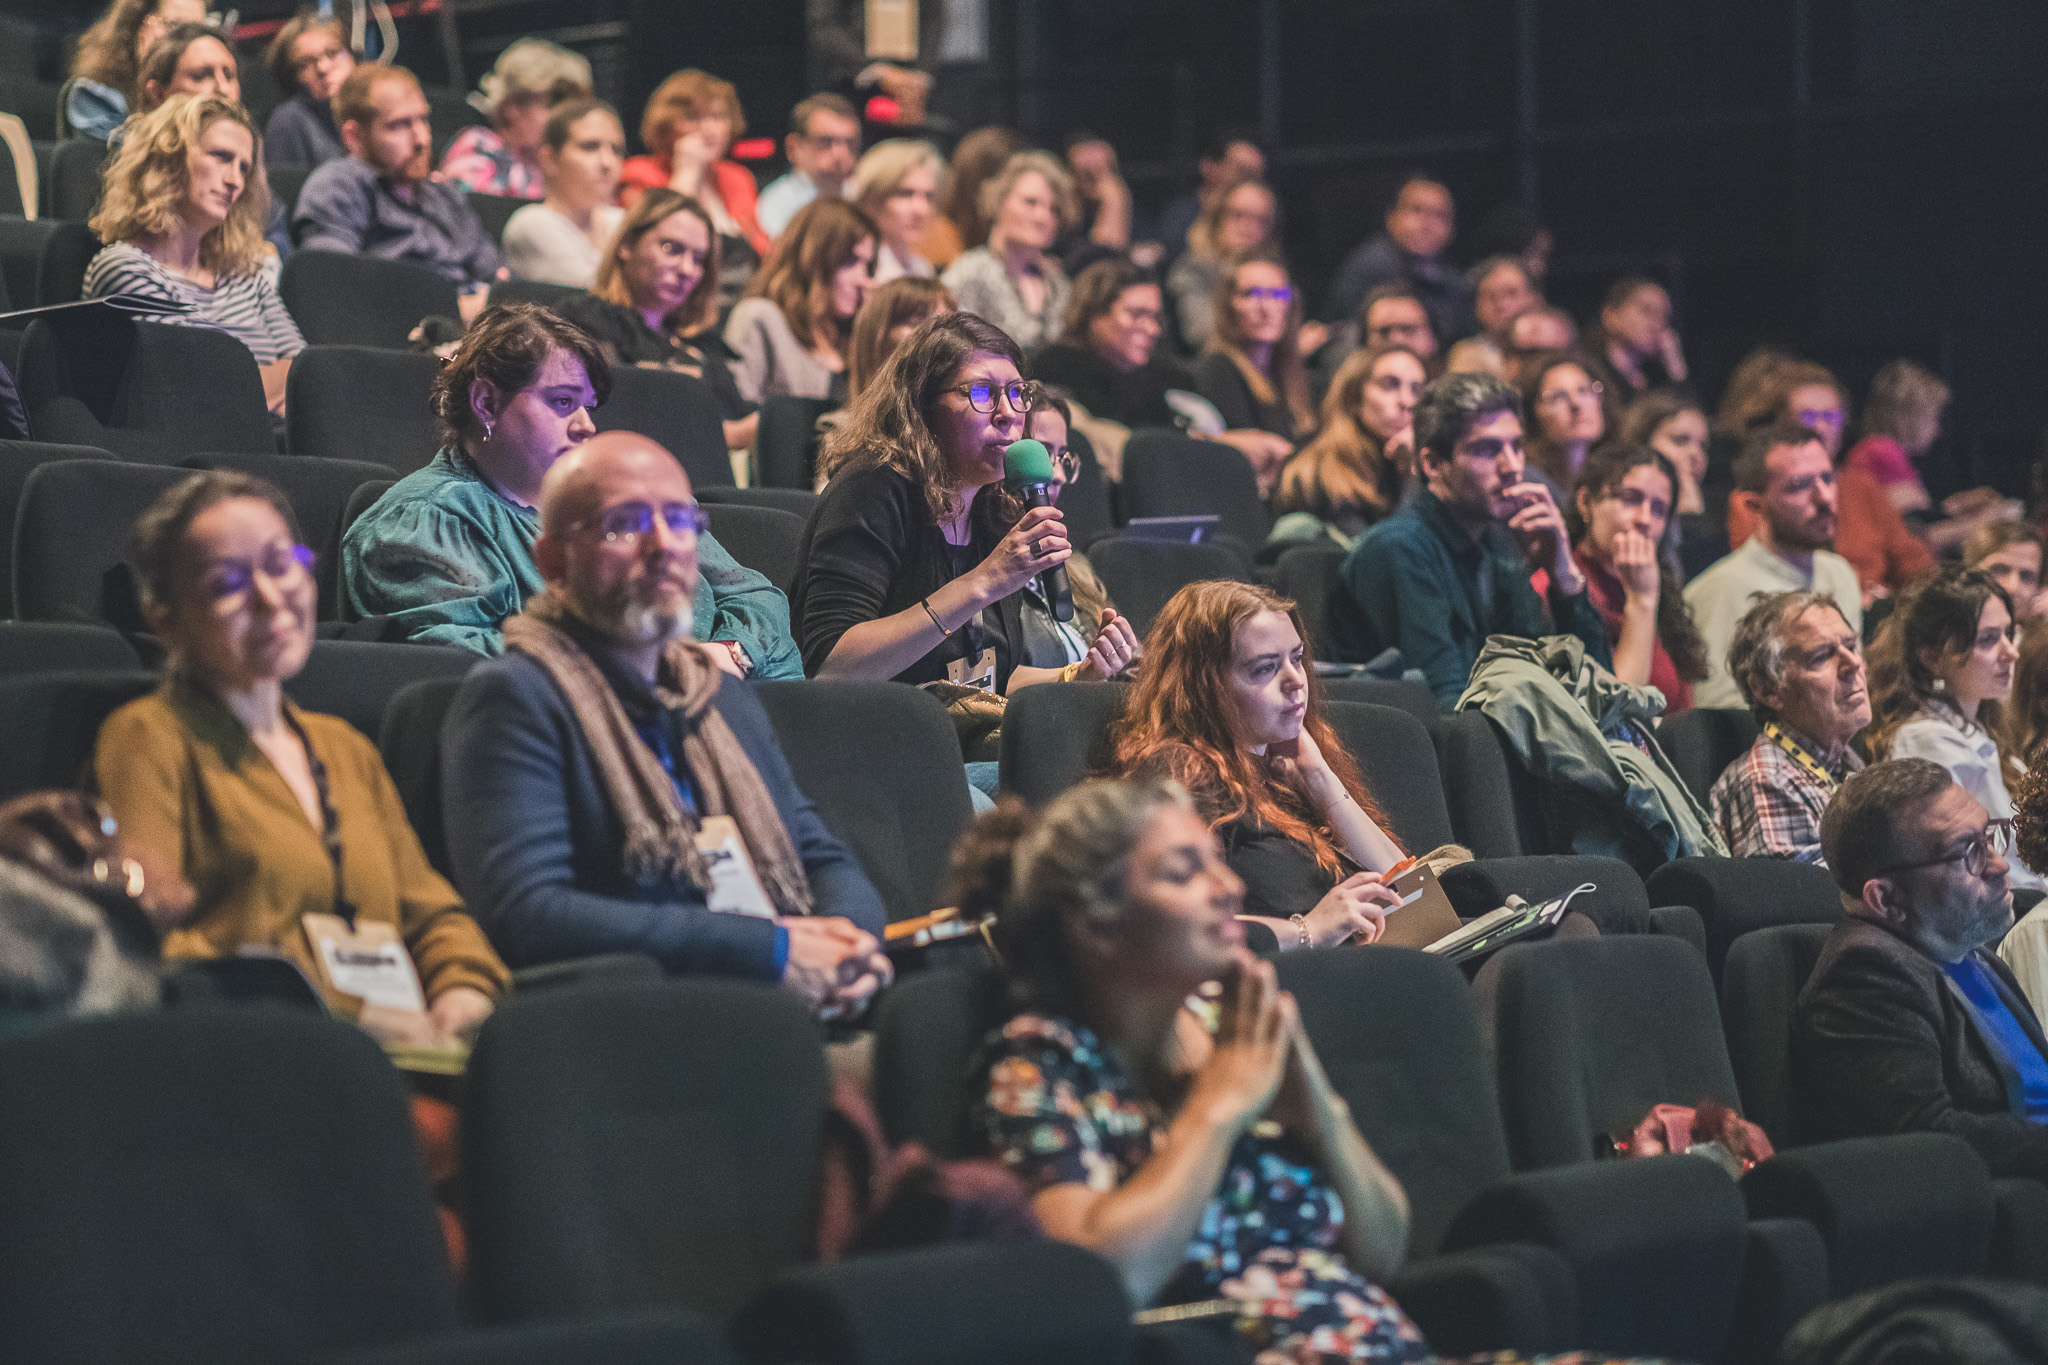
top-left (1086, 534), bottom-right (1253, 637)
top-left (14, 459), bottom-right (187, 625)
top-left (45, 133), bottom-right (103, 218)
top-left (0, 1008), bottom-right (462, 1365)
top-left (0, 439), bottom-right (120, 617)
top-left (702, 502), bottom-right (804, 594)
top-left (1119, 429), bottom-right (1267, 547)
top-left (487, 278), bottom-right (586, 310)
top-left (1644, 855), bottom-right (1841, 987)
top-left (754, 395), bottom-right (832, 490)
top-left (1661, 707), bottom-right (1763, 805)
top-left (378, 675), bottom-right (467, 878)
top-left (1058, 426), bottom-right (1116, 549)
top-left (593, 364), bottom-right (734, 491)
top-left (1428, 711), bottom-right (1536, 859)
top-left (754, 680), bottom-right (973, 922)
top-left (0, 216), bottom-right (96, 310)
top-left (281, 251), bottom-right (462, 349)
top-left (1323, 699), bottom-right (1458, 852)
top-left (0, 668), bottom-right (155, 799)
top-left (286, 346), bottom-right (442, 475)
top-left (1273, 541), bottom-right (1346, 654)
top-left (1486, 935), bottom-right (1744, 1171)
top-left (1720, 922), bottom-right (1835, 1150)
top-left (996, 679), bottom-right (1129, 808)
top-left (284, 639), bottom-right (476, 741)
top-left (22, 313), bottom-right (273, 459)
top-left (462, 981), bottom-right (828, 1324)
top-left (0, 620), bottom-right (139, 675)
top-left (1321, 673), bottom-right (1438, 722)
top-left (872, 962), bottom-right (1012, 1158)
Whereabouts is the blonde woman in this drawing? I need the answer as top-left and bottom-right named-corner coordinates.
top-left (84, 94), bottom-right (303, 415)
top-left (1196, 247), bottom-right (1314, 494)
top-left (725, 197), bottom-right (879, 403)
top-left (940, 150), bottom-right (1078, 348)
top-left (436, 37), bottom-right (592, 199)
top-left (1271, 342), bottom-right (1427, 550)
top-left (849, 138), bottom-right (944, 283)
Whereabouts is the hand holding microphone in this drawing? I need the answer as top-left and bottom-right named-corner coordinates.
top-left (1003, 439), bottom-right (1075, 622)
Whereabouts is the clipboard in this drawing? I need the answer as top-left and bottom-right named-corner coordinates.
top-left (1374, 861), bottom-right (1465, 949)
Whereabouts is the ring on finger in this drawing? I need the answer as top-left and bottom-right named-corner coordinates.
top-left (1032, 539), bottom-right (1046, 556)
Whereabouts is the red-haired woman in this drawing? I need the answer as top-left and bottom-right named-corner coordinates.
top-left (1109, 580), bottom-right (1404, 948)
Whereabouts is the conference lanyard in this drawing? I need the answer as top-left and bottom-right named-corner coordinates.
top-left (1764, 721), bottom-right (1844, 793)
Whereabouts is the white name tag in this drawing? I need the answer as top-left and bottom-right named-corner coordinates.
top-left (303, 912), bottom-right (427, 1013)
top-left (697, 816), bottom-right (777, 919)
top-left (946, 646), bottom-right (998, 694)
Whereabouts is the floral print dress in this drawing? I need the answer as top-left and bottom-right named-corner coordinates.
top-left (969, 1013), bottom-right (1434, 1363)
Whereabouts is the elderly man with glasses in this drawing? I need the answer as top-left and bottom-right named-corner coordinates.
top-left (1799, 757), bottom-right (2048, 1179)
top-left (442, 430), bottom-right (889, 1016)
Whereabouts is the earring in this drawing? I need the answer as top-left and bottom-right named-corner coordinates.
top-left (481, 419), bottom-right (494, 442)
top-left (1932, 677), bottom-right (1947, 692)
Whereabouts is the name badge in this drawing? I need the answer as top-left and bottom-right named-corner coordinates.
top-left (302, 912), bottom-right (427, 1013)
top-left (946, 647), bottom-right (998, 694)
top-left (696, 815), bottom-right (776, 919)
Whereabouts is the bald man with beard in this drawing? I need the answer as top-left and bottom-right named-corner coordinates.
top-left (443, 431), bottom-right (889, 1017)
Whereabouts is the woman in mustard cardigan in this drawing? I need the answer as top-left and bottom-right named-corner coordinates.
top-left (95, 471), bottom-right (509, 1044)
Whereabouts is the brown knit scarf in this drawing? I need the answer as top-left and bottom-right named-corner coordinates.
top-left (503, 594), bottom-right (815, 917)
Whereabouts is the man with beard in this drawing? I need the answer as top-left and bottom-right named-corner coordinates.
top-left (1326, 370), bottom-right (1610, 705)
top-left (1801, 759), bottom-right (2048, 1178)
top-left (443, 431), bottom-right (890, 1016)
top-left (295, 63), bottom-right (504, 308)
top-left (1685, 420), bottom-right (1864, 708)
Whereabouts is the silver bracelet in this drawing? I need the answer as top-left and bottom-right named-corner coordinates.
top-left (1289, 913), bottom-right (1311, 950)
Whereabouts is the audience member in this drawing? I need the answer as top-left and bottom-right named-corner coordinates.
top-left (1710, 590), bottom-right (1868, 862)
top-left (960, 778), bottom-right (1421, 1357)
top-left (2004, 627), bottom-right (2048, 779)
top-left (2011, 759), bottom-right (2048, 1015)
top-left (437, 38), bottom-right (591, 199)
top-left (85, 94), bottom-right (304, 416)
top-left (794, 312), bottom-right (1105, 693)
top-left (1029, 256), bottom-right (1191, 430)
top-left (803, 0), bottom-right (991, 132)
top-left (726, 198), bottom-right (878, 403)
top-left (1503, 305), bottom-right (1577, 381)
top-left (1967, 520), bottom-right (2047, 625)
top-left (1443, 255), bottom-right (1537, 378)
top-left (1358, 282), bottom-right (1439, 360)
top-left (848, 138), bottom-right (944, 282)
top-left (619, 69), bottom-right (769, 270)
top-left (343, 304), bottom-right (800, 676)
top-left (941, 151), bottom-right (1077, 349)
top-left (1685, 421), bottom-right (1863, 708)
top-left (1322, 175), bottom-right (1469, 341)
top-left (555, 190), bottom-right (756, 453)
top-left (1195, 249), bottom-right (1313, 494)
top-left (65, 0), bottom-right (207, 142)
top-left (1153, 129), bottom-right (1264, 262)
top-left (95, 471), bottom-right (509, 1042)
top-left (1110, 581), bottom-right (1404, 936)
top-left (133, 21), bottom-right (238, 112)
top-left (1850, 359), bottom-right (2017, 553)
top-left (1801, 758), bottom-right (2048, 1178)
top-left (1518, 350), bottom-right (1608, 491)
top-left (924, 125), bottom-right (1025, 269)
top-left (756, 93), bottom-right (862, 239)
top-left (1866, 568), bottom-right (2041, 894)
top-left (262, 9), bottom-right (353, 170)
top-left (1270, 342), bottom-right (1425, 552)
top-left (845, 276), bottom-right (956, 402)
top-left (1622, 389), bottom-right (1710, 517)
top-left (1058, 133), bottom-right (1140, 274)
top-left (1163, 178), bottom-right (1277, 354)
top-left (442, 431), bottom-right (889, 1010)
top-left (1588, 276), bottom-right (1687, 406)
top-left (1568, 442), bottom-right (1706, 711)
top-left (501, 98), bottom-right (625, 287)
top-left (295, 64), bottom-right (504, 306)
top-left (1470, 197), bottom-right (1553, 286)
top-left (1328, 370), bottom-right (1610, 703)
top-left (1725, 362), bottom-right (1934, 605)
top-left (1013, 394), bottom-right (1138, 676)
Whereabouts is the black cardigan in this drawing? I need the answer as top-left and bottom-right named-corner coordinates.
top-left (791, 463), bottom-right (1030, 690)
top-left (1194, 351), bottom-right (1298, 439)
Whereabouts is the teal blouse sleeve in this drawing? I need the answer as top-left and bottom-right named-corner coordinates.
top-left (341, 497), bottom-right (542, 657)
top-left (694, 530), bottom-right (803, 681)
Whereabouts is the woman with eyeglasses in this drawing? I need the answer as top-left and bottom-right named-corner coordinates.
top-left (793, 311), bottom-right (1136, 694)
top-left (1518, 350), bottom-right (1611, 492)
top-left (1194, 248), bottom-right (1313, 497)
top-left (94, 470), bottom-right (511, 1044)
top-left (1030, 255), bottom-right (1193, 431)
top-left (342, 303), bottom-right (802, 677)
top-left (262, 10), bottom-right (354, 171)
top-left (1165, 178), bottom-right (1278, 354)
top-left (1566, 442), bottom-right (1708, 712)
top-left (1868, 565), bottom-right (2042, 897)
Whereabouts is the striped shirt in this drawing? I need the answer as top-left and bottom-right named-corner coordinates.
top-left (82, 243), bottom-right (307, 365)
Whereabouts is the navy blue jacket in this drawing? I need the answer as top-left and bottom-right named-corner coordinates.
top-left (443, 647), bottom-right (884, 979)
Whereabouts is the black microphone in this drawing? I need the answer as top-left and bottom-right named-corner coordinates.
top-left (1003, 438), bottom-right (1073, 622)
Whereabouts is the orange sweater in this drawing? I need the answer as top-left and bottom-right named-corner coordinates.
top-left (618, 155), bottom-right (769, 256)
top-left (1724, 460), bottom-right (1935, 594)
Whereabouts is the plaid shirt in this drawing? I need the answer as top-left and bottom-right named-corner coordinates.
top-left (1711, 728), bottom-right (1863, 864)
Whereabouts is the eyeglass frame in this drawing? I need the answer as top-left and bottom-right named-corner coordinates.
top-left (566, 499), bottom-right (712, 545)
top-left (1865, 817), bottom-right (2014, 883)
top-left (946, 380), bottom-right (1040, 414)
top-left (199, 543), bottom-right (316, 606)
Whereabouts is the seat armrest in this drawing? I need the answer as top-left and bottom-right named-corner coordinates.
top-left (1719, 1218), bottom-right (1830, 1365)
top-left (1388, 1243), bottom-right (1577, 1356)
top-left (1992, 1176), bottom-right (2048, 1287)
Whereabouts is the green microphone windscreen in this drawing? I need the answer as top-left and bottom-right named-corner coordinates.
top-left (1003, 438), bottom-right (1055, 483)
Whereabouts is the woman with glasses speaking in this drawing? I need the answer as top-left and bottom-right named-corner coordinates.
top-left (792, 311), bottom-right (1138, 695)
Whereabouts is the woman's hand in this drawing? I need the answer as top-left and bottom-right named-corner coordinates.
top-left (974, 505), bottom-right (1071, 603)
top-left (1184, 951), bottom-right (1293, 1136)
top-left (427, 985), bottom-right (496, 1041)
top-left (1268, 722), bottom-right (1339, 799)
top-left (1300, 872), bottom-right (1399, 948)
top-left (1657, 326), bottom-right (1688, 383)
top-left (1074, 607), bottom-right (1139, 680)
top-left (1610, 528), bottom-right (1661, 603)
